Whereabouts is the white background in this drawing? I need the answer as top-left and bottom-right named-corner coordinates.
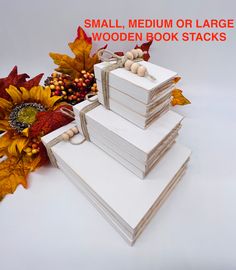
top-left (0, 0), bottom-right (236, 269)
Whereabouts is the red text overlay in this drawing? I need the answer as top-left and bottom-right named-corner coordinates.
top-left (84, 19), bottom-right (235, 42)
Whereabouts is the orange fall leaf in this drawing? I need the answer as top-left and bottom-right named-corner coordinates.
top-left (49, 26), bottom-right (107, 78)
top-left (171, 89), bottom-right (191, 106)
top-left (0, 154), bottom-right (40, 201)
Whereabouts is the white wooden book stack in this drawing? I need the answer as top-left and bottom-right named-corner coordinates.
top-left (95, 61), bottom-right (177, 129)
top-left (42, 60), bottom-right (191, 245)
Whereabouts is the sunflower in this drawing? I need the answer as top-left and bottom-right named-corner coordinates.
top-left (0, 85), bottom-right (62, 154)
top-left (0, 84), bottom-right (72, 200)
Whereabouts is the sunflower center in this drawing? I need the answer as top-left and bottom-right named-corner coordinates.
top-left (17, 106), bottom-right (39, 125)
top-left (9, 103), bottom-right (45, 132)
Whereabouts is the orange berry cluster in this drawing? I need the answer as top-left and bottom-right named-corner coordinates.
top-left (24, 138), bottom-right (40, 156)
top-left (44, 71), bottom-right (97, 105)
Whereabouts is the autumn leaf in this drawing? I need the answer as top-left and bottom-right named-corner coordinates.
top-left (76, 26), bottom-right (92, 43)
top-left (171, 89), bottom-right (191, 106)
top-left (0, 66), bottom-right (43, 101)
top-left (0, 132), bottom-right (13, 157)
top-left (21, 73), bottom-right (44, 90)
top-left (173, 76), bottom-right (181, 84)
top-left (0, 154), bottom-right (40, 201)
top-left (48, 53), bottom-right (83, 79)
top-left (29, 105), bottom-right (73, 137)
top-left (113, 51), bottom-right (125, 57)
top-left (50, 26), bottom-right (107, 79)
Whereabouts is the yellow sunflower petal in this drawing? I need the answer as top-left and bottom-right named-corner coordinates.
top-left (43, 85), bottom-right (51, 99)
top-left (0, 98), bottom-right (12, 111)
top-left (40, 86), bottom-right (51, 107)
top-left (29, 86), bottom-right (42, 102)
top-left (28, 86), bottom-right (61, 108)
top-left (52, 101), bottom-right (68, 110)
top-left (20, 87), bottom-right (30, 101)
top-left (46, 95), bottom-right (62, 108)
top-left (0, 120), bottom-right (10, 131)
top-left (6, 85), bottom-right (22, 104)
top-left (8, 137), bottom-right (29, 156)
top-left (22, 128), bottom-right (29, 137)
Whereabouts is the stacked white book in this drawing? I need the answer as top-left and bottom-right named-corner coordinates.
top-left (42, 125), bottom-right (190, 245)
top-left (42, 60), bottom-right (191, 245)
top-left (94, 61), bottom-right (179, 129)
top-left (74, 101), bottom-right (183, 178)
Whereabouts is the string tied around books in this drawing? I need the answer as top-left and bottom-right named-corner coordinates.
top-left (60, 93), bottom-right (99, 145)
top-left (44, 93), bottom-right (99, 167)
top-left (97, 48), bottom-right (156, 110)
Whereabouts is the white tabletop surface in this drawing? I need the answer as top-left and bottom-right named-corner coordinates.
top-left (1, 0), bottom-right (236, 269)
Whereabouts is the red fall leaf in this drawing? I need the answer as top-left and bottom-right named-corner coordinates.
top-left (29, 105), bottom-right (73, 137)
top-left (77, 26), bottom-right (92, 44)
top-left (37, 142), bottom-right (50, 167)
top-left (0, 66), bottom-right (44, 100)
top-left (134, 40), bottom-right (153, 61)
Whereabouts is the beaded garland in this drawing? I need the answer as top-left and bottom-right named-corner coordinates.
top-left (98, 48), bottom-right (156, 110)
top-left (123, 48), bottom-right (147, 77)
top-left (62, 126), bottom-right (79, 141)
top-left (98, 48), bottom-right (155, 79)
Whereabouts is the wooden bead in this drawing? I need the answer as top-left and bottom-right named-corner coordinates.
top-left (125, 51), bottom-right (134, 60)
top-left (124, 60), bottom-right (133, 70)
top-left (137, 66), bottom-right (147, 77)
top-left (66, 130), bottom-right (74, 138)
top-left (131, 49), bottom-right (138, 58)
top-left (72, 126), bottom-right (79, 134)
top-left (136, 48), bottom-right (144, 58)
top-left (62, 133), bottom-right (70, 141)
top-left (131, 63), bottom-right (140, 74)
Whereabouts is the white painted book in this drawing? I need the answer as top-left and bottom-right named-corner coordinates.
top-left (42, 125), bottom-right (191, 245)
top-left (94, 61), bottom-right (178, 128)
top-left (73, 100), bottom-right (183, 178)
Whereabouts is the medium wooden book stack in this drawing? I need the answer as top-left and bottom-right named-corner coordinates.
top-left (74, 101), bottom-right (183, 178)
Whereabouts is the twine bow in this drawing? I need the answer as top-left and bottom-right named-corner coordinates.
top-left (97, 49), bottom-right (143, 66)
